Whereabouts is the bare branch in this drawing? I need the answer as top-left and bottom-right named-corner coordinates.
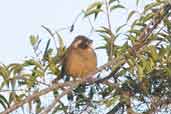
top-left (0, 89), bottom-right (26, 92)
top-left (40, 87), bottom-right (72, 114)
top-left (13, 76), bottom-right (51, 87)
top-left (104, 0), bottom-right (113, 61)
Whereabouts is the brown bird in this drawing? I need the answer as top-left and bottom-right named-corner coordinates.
top-left (60, 35), bottom-right (97, 80)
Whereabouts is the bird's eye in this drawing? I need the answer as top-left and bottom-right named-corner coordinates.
top-left (78, 41), bottom-right (89, 49)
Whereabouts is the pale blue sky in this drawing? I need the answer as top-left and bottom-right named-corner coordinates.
top-left (0, 0), bottom-right (150, 65)
top-left (0, 0), bottom-right (92, 63)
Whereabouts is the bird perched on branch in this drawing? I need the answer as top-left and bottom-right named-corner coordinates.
top-left (60, 35), bottom-right (97, 80)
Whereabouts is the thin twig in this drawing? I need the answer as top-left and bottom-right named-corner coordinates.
top-left (104, 0), bottom-right (112, 30)
top-left (80, 105), bottom-right (89, 114)
top-left (70, 11), bottom-right (82, 32)
top-left (58, 100), bottom-right (68, 114)
top-left (41, 25), bottom-right (58, 50)
top-left (104, 0), bottom-right (113, 61)
top-left (0, 89), bottom-right (26, 92)
top-left (40, 87), bottom-right (72, 114)
top-left (82, 10), bottom-right (95, 36)
top-left (14, 76), bottom-right (50, 87)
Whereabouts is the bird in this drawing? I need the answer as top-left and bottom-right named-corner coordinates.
top-left (60, 35), bottom-right (97, 80)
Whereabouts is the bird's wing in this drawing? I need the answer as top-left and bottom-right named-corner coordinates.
top-left (58, 47), bottom-right (72, 80)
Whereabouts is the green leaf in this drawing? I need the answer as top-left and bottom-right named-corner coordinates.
top-left (0, 64), bottom-right (10, 87)
top-left (56, 32), bottom-right (64, 50)
top-left (149, 46), bottom-right (158, 61)
top-left (116, 24), bottom-right (127, 33)
top-left (48, 59), bottom-right (60, 75)
top-left (110, 4), bottom-right (125, 11)
top-left (85, 2), bottom-right (103, 20)
top-left (164, 67), bottom-right (171, 76)
top-left (34, 97), bottom-right (43, 114)
top-left (0, 94), bottom-right (9, 109)
top-left (99, 34), bottom-right (110, 42)
top-left (8, 63), bottom-right (23, 75)
top-left (33, 67), bottom-right (44, 77)
top-left (95, 46), bottom-right (106, 50)
top-left (86, 2), bottom-right (102, 12)
top-left (43, 39), bottom-right (51, 60)
top-left (117, 69), bottom-right (127, 77)
top-left (137, 65), bottom-right (144, 81)
top-left (128, 29), bottom-right (141, 35)
top-left (127, 10), bottom-right (136, 22)
top-left (103, 96), bottom-right (119, 107)
top-left (144, 2), bottom-right (160, 13)
top-left (85, 9), bottom-right (103, 17)
top-left (109, 0), bottom-right (118, 5)
top-left (163, 18), bottom-right (171, 31)
top-left (55, 32), bottom-right (66, 58)
top-left (136, 0), bottom-right (140, 6)
top-left (23, 59), bottom-right (43, 70)
top-left (88, 87), bottom-right (95, 99)
top-left (140, 13), bottom-right (154, 23)
top-left (127, 58), bottom-right (135, 67)
top-left (159, 47), bottom-right (166, 58)
top-left (30, 35), bottom-right (38, 46)
top-left (96, 26), bottom-right (113, 35)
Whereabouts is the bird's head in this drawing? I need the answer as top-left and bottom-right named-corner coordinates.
top-left (72, 35), bottom-right (93, 49)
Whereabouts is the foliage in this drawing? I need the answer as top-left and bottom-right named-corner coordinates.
top-left (0, 0), bottom-right (171, 114)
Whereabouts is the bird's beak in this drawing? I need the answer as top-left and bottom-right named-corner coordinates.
top-left (88, 39), bottom-right (93, 44)
top-left (88, 39), bottom-right (94, 48)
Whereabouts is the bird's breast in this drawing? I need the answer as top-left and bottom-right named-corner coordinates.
top-left (64, 48), bottom-right (97, 78)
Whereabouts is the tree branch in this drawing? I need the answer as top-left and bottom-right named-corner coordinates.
top-left (13, 76), bottom-right (51, 87)
top-left (0, 81), bottom-right (73, 114)
top-left (40, 87), bottom-right (72, 114)
top-left (1, 56), bottom-right (124, 114)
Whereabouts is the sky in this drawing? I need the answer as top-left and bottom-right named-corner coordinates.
top-left (0, 0), bottom-right (148, 65)
top-left (0, 0), bottom-right (94, 63)
top-left (0, 0), bottom-right (151, 65)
